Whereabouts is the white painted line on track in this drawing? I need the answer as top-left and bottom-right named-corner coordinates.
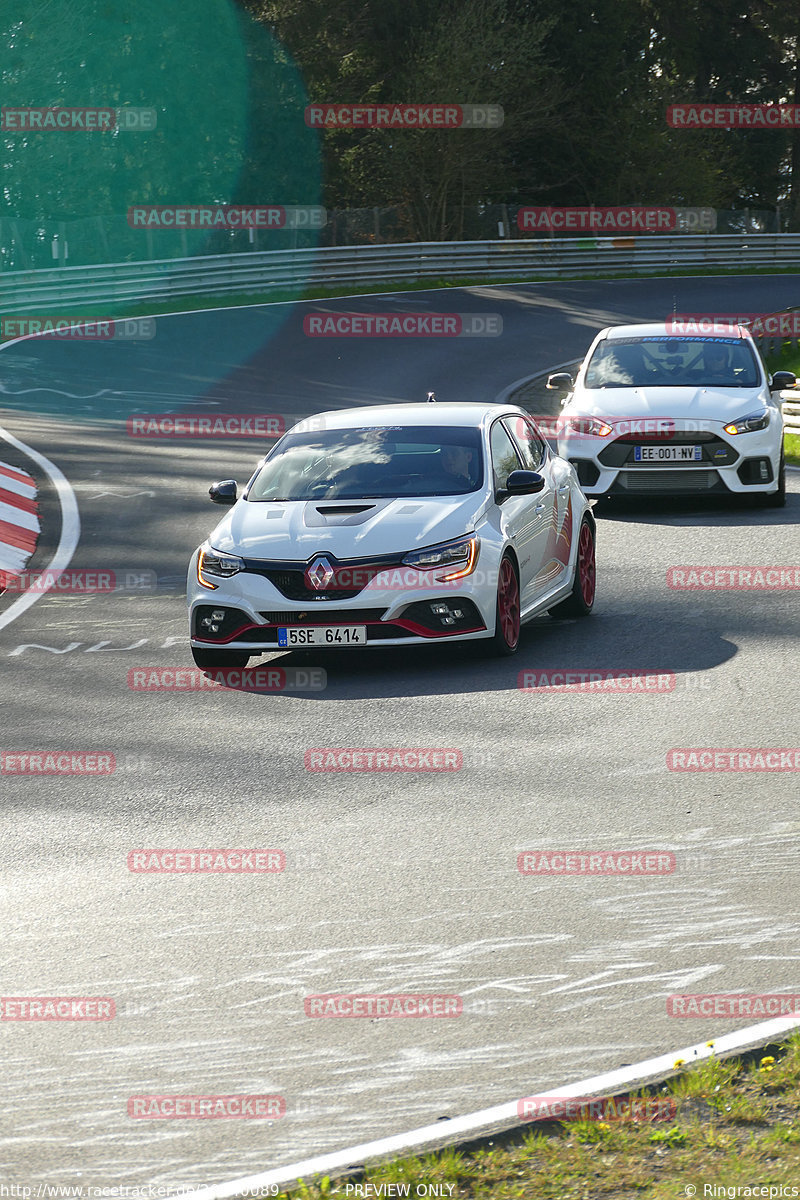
top-left (0, 424), bottom-right (80, 632)
top-left (182, 1015), bottom-right (800, 1199)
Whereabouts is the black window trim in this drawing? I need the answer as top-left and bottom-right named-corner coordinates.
top-left (489, 416), bottom-right (525, 492)
top-left (501, 414), bottom-right (547, 472)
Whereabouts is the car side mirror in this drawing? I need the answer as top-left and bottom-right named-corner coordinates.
top-left (771, 370), bottom-right (797, 391)
top-left (547, 372), bottom-right (574, 394)
top-left (209, 479), bottom-right (237, 504)
top-left (497, 470), bottom-right (546, 501)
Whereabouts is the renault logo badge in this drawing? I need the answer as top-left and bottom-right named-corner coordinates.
top-left (305, 555), bottom-right (335, 591)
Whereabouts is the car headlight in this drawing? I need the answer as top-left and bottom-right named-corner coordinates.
top-left (402, 535), bottom-right (479, 581)
top-left (723, 410), bottom-right (770, 435)
top-left (197, 544), bottom-right (244, 590)
top-left (563, 416), bottom-right (613, 438)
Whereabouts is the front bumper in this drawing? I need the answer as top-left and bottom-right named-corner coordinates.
top-left (187, 554), bottom-right (493, 650)
top-left (557, 423), bottom-right (782, 496)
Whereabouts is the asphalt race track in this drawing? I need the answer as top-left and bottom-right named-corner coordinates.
top-left (1, 274), bottom-right (799, 1190)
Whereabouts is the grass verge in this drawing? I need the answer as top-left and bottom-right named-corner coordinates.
top-left (268, 1034), bottom-right (800, 1200)
top-left (763, 346), bottom-right (800, 465)
top-left (785, 433), bottom-right (800, 467)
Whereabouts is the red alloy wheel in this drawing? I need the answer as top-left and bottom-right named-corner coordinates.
top-left (497, 556), bottom-right (520, 649)
top-left (577, 521), bottom-right (596, 607)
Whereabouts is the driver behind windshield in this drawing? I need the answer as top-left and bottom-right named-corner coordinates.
top-left (700, 342), bottom-right (738, 381)
top-left (439, 443), bottom-right (476, 489)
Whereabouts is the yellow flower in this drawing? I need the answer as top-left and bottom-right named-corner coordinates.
top-left (673, 1059), bottom-right (685, 1068)
top-left (759, 1056), bottom-right (775, 1068)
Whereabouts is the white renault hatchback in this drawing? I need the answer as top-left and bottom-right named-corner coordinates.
top-left (550, 322), bottom-right (793, 505)
top-left (186, 402), bottom-right (595, 665)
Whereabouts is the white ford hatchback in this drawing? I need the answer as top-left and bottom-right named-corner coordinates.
top-left (551, 322), bottom-right (793, 505)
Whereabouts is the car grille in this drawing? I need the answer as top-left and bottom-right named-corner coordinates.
top-left (598, 435), bottom-right (736, 468)
top-left (236, 627), bottom-right (279, 643)
top-left (613, 431), bottom-right (717, 442)
top-left (614, 470), bottom-right (723, 493)
top-left (244, 559), bottom-right (404, 600)
top-left (260, 609), bottom-right (387, 625)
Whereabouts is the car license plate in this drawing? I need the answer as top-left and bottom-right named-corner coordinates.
top-left (633, 445), bottom-right (703, 462)
top-left (278, 625), bottom-right (367, 647)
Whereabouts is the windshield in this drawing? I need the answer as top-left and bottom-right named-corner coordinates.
top-left (248, 425), bottom-right (485, 500)
top-left (584, 336), bottom-right (761, 388)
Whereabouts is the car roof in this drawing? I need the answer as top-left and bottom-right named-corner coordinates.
top-left (290, 402), bottom-right (525, 430)
top-left (601, 321), bottom-right (751, 341)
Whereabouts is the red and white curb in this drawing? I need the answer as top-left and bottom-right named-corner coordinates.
top-left (0, 423), bottom-right (80, 632)
top-left (182, 1013), bottom-right (800, 1199)
top-left (0, 459), bottom-right (40, 579)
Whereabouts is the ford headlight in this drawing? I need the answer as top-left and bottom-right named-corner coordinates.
top-left (723, 410), bottom-right (770, 435)
top-left (564, 416), bottom-right (613, 438)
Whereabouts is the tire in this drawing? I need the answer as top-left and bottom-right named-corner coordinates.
top-left (490, 554), bottom-right (521, 656)
top-left (764, 450), bottom-right (786, 508)
top-left (548, 515), bottom-right (596, 618)
top-left (191, 646), bottom-right (251, 669)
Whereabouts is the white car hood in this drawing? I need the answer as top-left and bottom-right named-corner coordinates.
top-left (565, 384), bottom-right (767, 424)
top-left (208, 494), bottom-right (488, 560)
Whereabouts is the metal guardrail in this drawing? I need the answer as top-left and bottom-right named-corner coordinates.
top-left (3, 233), bottom-right (798, 434)
top-left (781, 396), bottom-right (800, 434)
top-left (3, 234), bottom-right (800, 313)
